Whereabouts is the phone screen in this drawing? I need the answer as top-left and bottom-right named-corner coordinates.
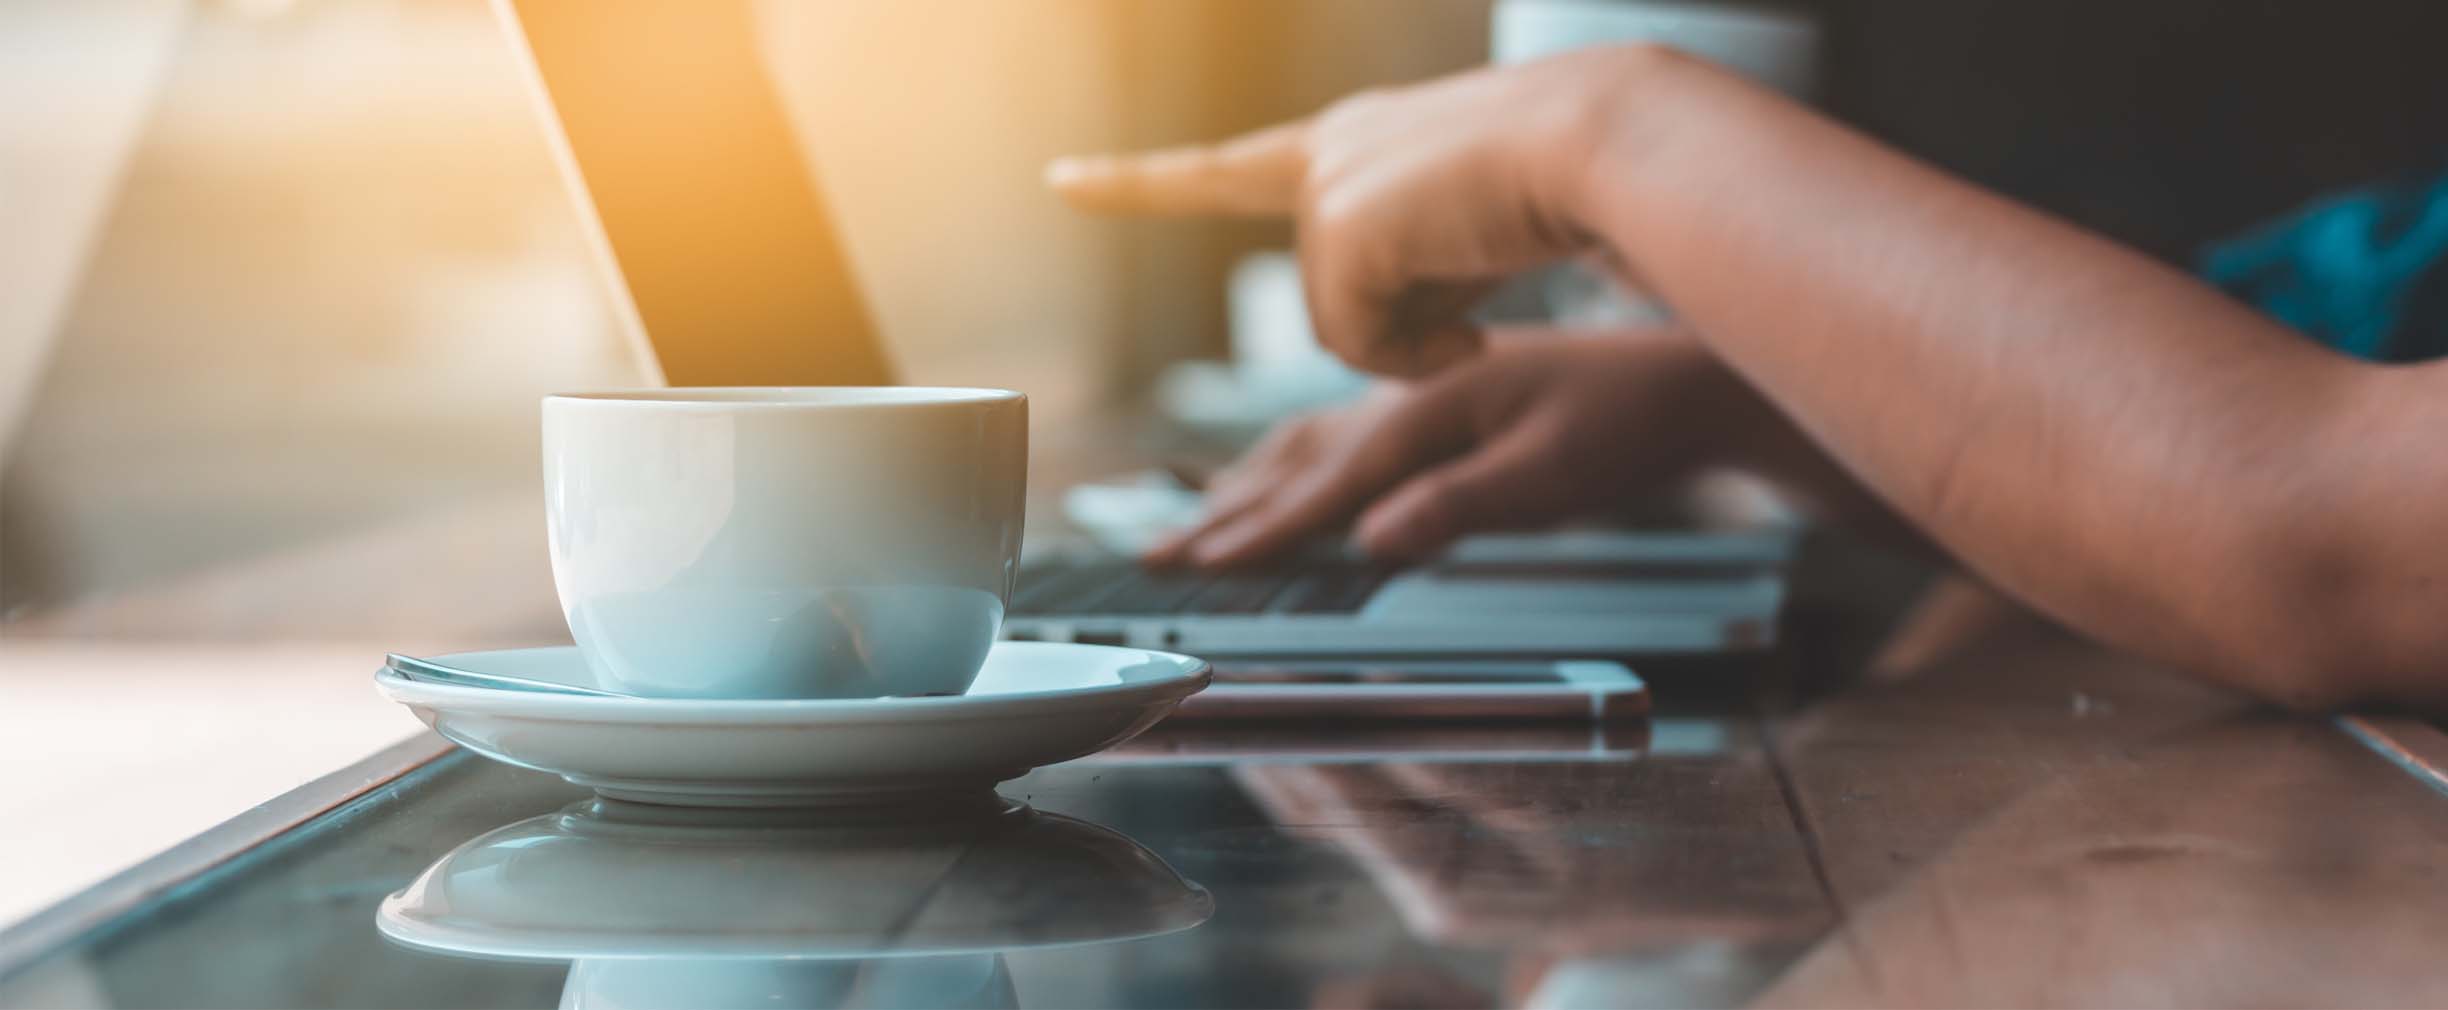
top-left (1211, 665), bottom-right (1573, 686)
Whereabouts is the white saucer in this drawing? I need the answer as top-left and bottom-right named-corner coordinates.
top-left (376, 641), bottom-right (1210, 806)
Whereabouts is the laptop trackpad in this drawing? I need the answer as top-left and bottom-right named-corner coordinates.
top-left (1358, 574), bottom-right (1777, 619)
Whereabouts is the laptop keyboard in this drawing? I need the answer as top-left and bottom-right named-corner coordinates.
top-left (1012, 559), bottom-right (1402, 617)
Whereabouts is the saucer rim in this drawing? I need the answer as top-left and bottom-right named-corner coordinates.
top-left (373, 641), bottom-right (1210, 725)
top-left (373, 884), bottom-right (1217, 961)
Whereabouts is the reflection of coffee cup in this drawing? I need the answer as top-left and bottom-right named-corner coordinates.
top-left (543, 388), bottom-right (1027, 699)
top-left (564, 955), bottom-right (1016, 1010)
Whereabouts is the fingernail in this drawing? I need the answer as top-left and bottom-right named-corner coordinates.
top-left (1354, 507), bottom-right (1434, 562)
top-left (1353, 501), bottom-right (1407, 547)
top-left (1139, 537), bottom-right (1187, 566)
top-left (1353, 522), bottom-right (1408, 561)
top-left (1043, 157), bottom-right (1098, 188)
top-left (1190, 529), bottom-right (1252, 567)
top-left (1351, 520), bottom-right (1396, 557)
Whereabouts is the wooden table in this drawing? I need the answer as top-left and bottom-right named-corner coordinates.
top-left (1754, 602), bottom-right (2448, 1006)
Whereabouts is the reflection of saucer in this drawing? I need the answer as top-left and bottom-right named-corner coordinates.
top-left (380, 799), bottom-right (1209, 1009)
top-left (376, 642), bottom-right (1209, 806)
top-left (378, 798), bottom-right (1213, 960)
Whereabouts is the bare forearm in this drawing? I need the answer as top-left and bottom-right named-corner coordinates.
top-left (1583, 51), bottom-right (2445, 705)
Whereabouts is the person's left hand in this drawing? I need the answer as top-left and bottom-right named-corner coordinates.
top-left (1147, 326), bottom-right (1765, 567)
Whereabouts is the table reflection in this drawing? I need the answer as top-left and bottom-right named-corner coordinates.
top-left (377, 795), bottom-right (1211, 1009)
top-left (1754, 714), bottom-right (2448, 1008)
top-left (1215, 722), bottom-right (1830, 1009)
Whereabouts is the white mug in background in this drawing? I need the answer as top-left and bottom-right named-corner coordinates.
top-left (1493, 0), bottom-right (1821, 328)
top-left (1492, 0), bottom-right (1819, 97)
top-left (542, 388), bottom-right (1027, 699)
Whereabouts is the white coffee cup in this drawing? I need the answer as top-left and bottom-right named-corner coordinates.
top-left (542, 387), bottom-right (1027, 699)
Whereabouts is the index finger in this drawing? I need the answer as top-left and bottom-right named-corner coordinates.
top-left (1045, 122), bottom-right (1308, 217)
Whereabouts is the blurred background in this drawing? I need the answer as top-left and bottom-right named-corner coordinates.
top-left (6, 0), bottom-right (2448, 922)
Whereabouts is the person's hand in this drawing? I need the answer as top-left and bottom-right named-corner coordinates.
top-left (1146, 328), bottom-right (1763, 567)
top-left (1150, 384), bottom-right (1413, 568)
top-left (1048, 45), bottom-right (1680, 377)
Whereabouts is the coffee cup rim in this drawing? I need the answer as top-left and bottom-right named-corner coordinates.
top-left (546, 387), bottom-right (1022, 409)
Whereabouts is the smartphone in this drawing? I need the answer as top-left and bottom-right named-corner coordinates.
top-left (1168, 659), bottom-right (1648, 723)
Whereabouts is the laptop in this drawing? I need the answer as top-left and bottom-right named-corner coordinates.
top-left (496, 0), bottom-right (1790, 660)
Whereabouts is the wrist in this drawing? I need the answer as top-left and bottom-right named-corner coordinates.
top-left (1532, 44), bottom-right (1696, 234)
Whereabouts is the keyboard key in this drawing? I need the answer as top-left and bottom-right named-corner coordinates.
top-left (1274, 564), bottom-right (1400, 614)
top-left (1016, 559), bottom-right (1400, 617)
top-left (1092, 570), bottom-right (1216, 614)
top-left (1182, 572), bottom-right (1299, 614)
top-left (1016, 561), bottom-right (1221, 615)
top-left (1012, 561), bottom-right (1135, 613)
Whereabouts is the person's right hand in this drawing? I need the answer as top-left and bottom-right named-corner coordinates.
top-left (1047, 45), bottom-right (1693, 377)
top-left (1145, 327), bottom-right (1767, 567)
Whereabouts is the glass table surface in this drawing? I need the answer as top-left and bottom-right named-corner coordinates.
top-left (0, 718), bottom-right (1814, 1009)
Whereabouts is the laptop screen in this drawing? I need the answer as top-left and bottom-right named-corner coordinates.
top-left (495, 0), bottom-right (895, 387)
